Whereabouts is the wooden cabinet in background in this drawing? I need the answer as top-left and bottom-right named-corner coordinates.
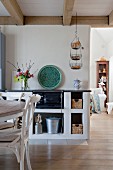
top-left (96, 61), bottom-right (109, 103)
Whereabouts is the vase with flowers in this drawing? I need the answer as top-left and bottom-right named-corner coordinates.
top-left (7, 60), bottom-right (38, 90)
top-left (19, 69), bottom-right (33, 90)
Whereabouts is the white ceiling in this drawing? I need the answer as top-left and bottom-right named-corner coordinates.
top-left (16, 0), bottom-right (64, 16)
top-left (0, 0), bottom-right (113, 17)
top-left (73, 0), bottom-right (113, 16)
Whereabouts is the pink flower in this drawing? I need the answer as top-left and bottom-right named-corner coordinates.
top-left (30, 74), bottom-right (34, 78)
top-left (19, 72), bottom-right (22, 76)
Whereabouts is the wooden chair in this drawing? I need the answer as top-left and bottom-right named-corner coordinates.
top-left (0, 94), bottom-right (41, 170)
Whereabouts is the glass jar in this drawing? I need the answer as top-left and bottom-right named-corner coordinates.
top-left (35, 123), bottom-right (42, 134)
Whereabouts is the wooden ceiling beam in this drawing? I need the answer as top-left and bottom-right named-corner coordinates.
top-left (0, 16), bottom-right (111, 27)
top-left (1, 0), bottom-right (24, 25)
top-left (71, 16), bottom-right (109, 27)
top-left (109, 10), bottom-right (113, 25)
top-left (0, 16), bottom-right (17, 25)
top-left (25, 16), bottom-right (63, 25)
top-left (25, 16), bottom-right (109, 27)
top-left (63, 0), bottom-right (76, 25)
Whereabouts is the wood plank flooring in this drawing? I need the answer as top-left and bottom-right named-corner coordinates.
top-left (0, 112), bottom-right (113, 170)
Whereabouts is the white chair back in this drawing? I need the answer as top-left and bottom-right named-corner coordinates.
top-left (0, 94), bottom-right (41, 170)
top-left (24, 94), bottom-right (41, 135)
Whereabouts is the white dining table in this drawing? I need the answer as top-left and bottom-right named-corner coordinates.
top-left (0, 100), bottom-right (25, 122)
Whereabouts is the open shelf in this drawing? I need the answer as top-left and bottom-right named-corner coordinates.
top-left (33, 112), bottom-right (64, 134)
top-left (71, 92), bottom-right (83, 109)
top-left (96, 61), bottom-right (109, 103)
top-left (71, 113), bottom-right (83, 134)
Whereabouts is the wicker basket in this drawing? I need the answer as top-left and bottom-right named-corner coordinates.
top-left (71, 99), bottom-right (82, 109)
top-left (70, 54), bottom-right (82, 60)
top-left (71, 41), bottom-right (81, 49)
top-left (72, 124), bottom-right (83, 134)
top-left (69, 63), bottom-right (82, 69)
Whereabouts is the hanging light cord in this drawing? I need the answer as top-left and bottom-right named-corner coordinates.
top-left (75, 12), bottom-right (77, 35)
top-left (71, 12), bottom-right (78, 43)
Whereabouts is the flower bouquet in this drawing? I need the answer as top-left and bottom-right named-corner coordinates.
top-left (7, 60), bottom-right (38, 90)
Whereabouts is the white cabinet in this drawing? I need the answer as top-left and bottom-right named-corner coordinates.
top-left (30, 91), bottom-right (90, 140)
top-left (4, 90), bottom-right (90, 140)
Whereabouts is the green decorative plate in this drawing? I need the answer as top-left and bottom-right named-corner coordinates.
top-left (38, 65), bottom-right (62, 89)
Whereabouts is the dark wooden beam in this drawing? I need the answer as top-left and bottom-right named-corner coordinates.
top-left (0, 16), bottom-right (16, 25)
top-left (109, 10), bottom-right (113, 25)
top-left (0, 16), bottom-right (111, 27)
top-left (25, 16), bottom-right (63, 25)
top-left (71, 16), bottom-right (109, 27)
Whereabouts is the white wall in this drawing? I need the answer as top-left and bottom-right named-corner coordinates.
top-left (90, 28), bottom-right (108, 88)
top-left (1, 25), bottom-right (90, 90)
top-left (107, 40), bottom-right (113, 102)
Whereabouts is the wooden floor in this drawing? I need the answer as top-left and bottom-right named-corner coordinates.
top-left (0, 112), bottom-right (113, 170)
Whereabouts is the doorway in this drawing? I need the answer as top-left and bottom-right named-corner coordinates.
top-left (90, 27), bottom-right (113, 104)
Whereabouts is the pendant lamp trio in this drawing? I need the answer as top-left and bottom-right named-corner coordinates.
top-left (69, 13), bottom-right (84, 69)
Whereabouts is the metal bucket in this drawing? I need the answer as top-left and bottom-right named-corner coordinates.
top-left (46, 117), bottom-right (61, 134)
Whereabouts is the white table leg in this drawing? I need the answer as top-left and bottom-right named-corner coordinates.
top-left (106, 103), bottom-right (113, 114)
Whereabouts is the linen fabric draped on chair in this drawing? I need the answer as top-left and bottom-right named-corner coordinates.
top-left (90, 88), bottom-right (106, 113)
top-left (0, 92), bottom-right (25, 130)
top-left (0, 94), bottom-right (41, 170)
